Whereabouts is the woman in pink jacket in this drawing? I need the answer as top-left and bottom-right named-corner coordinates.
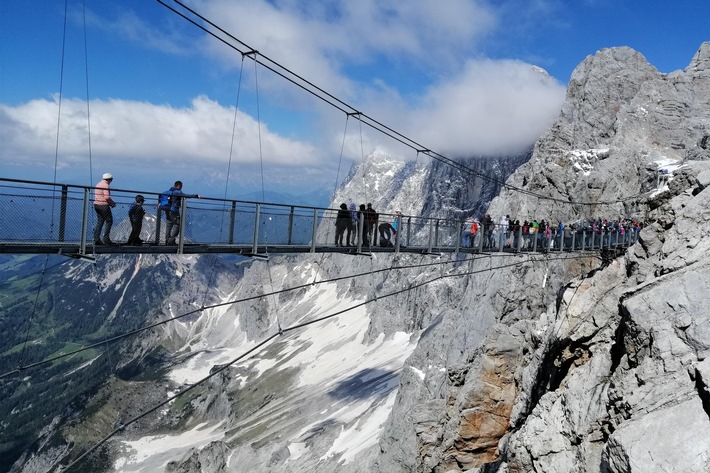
top-left (93, 173), bottom-right (116, 245)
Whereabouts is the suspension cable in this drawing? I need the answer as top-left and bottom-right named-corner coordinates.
top-left (155, 0), bottom-right (645, 208)
top-left (0, 251), bottom-right (601, 380)
top-left (53, 251), bottom-right (601, 472)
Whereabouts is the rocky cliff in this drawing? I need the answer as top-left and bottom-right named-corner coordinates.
top-left (374, 42), bottom-right (710, 472)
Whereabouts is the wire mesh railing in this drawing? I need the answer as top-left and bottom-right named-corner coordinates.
top-left (0, 178), bottom-right (638, 256)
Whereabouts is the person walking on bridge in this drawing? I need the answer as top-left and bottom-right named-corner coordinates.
top-left (160, 180), bottom-right (200, 245)
top-left (93, 172), bottom-right (116, 245)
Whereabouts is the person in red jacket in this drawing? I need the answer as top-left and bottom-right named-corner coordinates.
top-left (93, 173), bottom-right (116, 245)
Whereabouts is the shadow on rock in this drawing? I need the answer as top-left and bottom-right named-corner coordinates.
top-left (327, 367), bottom-right (399, 401)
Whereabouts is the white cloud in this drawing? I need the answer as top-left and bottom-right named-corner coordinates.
top-left (0, 95), bottom-right (319, 166)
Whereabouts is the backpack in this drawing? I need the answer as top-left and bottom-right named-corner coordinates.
top-left (159, 189), bottom-right (173, 210)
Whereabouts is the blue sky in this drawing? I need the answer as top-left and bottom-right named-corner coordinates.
top-left (1, 0), bottom-right (708, 200)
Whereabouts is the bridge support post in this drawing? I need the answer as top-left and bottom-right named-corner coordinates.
top-left (178, 198), bottom-right (187, 254)
top-left (228, 201), bottom-right (236, 245)
top-left (454, 221), bottom-right (461, 254)
top-left (79, 188), bottom-right (89, 255)
top-left (357, 212), bottom-right (364, 253)
top-left (155, 203), bottom-right (162, 245)
top-left (254, 204), bottom-right (261, 255)
top-left (406, 217), bottom-right (411, 248)
top-left (310, 208), bottom-right (318, 253)
top-left (516, 225), bottom-right (523, 253)
top-left (427, 219), bottom-right (434, 254)
top-left (395, 214), bottom-right (402, 253)
top-left (287, 206), bottom-right (294, 245)
top-left (59, 185), bottom-right (68, 242)
top-left (581, 231), bottom-right (586, 251)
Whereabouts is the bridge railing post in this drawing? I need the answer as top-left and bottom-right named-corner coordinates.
top-left (499, 224), bottom-right (504, 253)
top-left (581, 231), bottom-right (586, 251)
top-left (516, 225), bottom-right (523, 253)
top-left (571, 231), bottom-right (576, 252)
top-left (177, 198), bottom-right (187, 254)
top-left (155, 201), bottom-right (163, 245)
top-left (228, 201), bottom-right (236, 245)
top-left (454, 221), bottom-right (462, 254)
top-left (394, 214), bottom-right (402, 253)
top-left (310, 208), bottom-right (318, 253)
top-left (79, 188), bottom-right (89, 255)
top-left (427, 218), bottom-right (434, 253)
top-left (357, 212), bottom-right (364, 253)
top-left (253, 204), bottom-right (261, 255)
top-left (287, 206), bottom-right (294, 245)
top-left (406, 217), bottom-right (411, 248)
top-left (59, 185), bottom-right (68, 242)
top-left (434, 219), bottom-right (440, 250)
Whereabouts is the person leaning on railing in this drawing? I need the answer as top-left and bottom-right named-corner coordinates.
top-left (160, 180), bottom-right (200, 245)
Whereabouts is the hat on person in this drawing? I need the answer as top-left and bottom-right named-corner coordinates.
top-left (102, 173), bottom-right (113, 180)
top-left (135, 195), bottom-right (145, 203)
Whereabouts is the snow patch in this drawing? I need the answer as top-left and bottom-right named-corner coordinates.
top-left (568, 148), bottom-right (609, 176)
top-left (114, 421), bottom-right (225, 473)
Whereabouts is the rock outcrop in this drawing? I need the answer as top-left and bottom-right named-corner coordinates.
top-left (375, 42), bottom-right (710, 473)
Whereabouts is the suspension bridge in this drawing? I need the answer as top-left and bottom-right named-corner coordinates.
top-left (0, 177), bottom-right (638, 259)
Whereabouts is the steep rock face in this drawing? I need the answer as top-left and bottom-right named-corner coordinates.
top-left (376, 42), bottom-right (710, 473)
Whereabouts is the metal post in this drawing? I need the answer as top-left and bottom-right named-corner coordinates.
top-left (177, 198), bottom-right (187, 254)
top-left (434, 219), bottom-right (440, 249)
top-left (394, 214), bottom-right (402, 253)
top-left (357, 212), bottom-right (364, 253)
top-left (310, 208), bottom-right (317, 253)
top-left (155, 200), bottom-right (162, 245)
top-left (571, 232), bottom-right (576, 253)
top-left (287, 206), bottom-right (294, 245)
top-left (406, 217), bottom-right (411, 248)
top-left (79, 188), bottom-right (89, 255)
top-left (516, 225), bottom-right (523, 252)
top-left (499, 225), bottom-right (504, 253)
top-left (59, 185), bottom-right (68, 242)
top-left (253, 204), bottom-right (261, 255)
top-left (228, 201), bottom-right (236, 244)
top-left (427, 219), bottom-right (434, 253)
top-left (581, 231), bottom-right (586, 251)
top-left (478, 226), bottom-right (484, 252)
top-left (454, 221), bottom-right (462, 254)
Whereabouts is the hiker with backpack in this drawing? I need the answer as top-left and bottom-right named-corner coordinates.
top-left (159, 181), bottom-right (200, 245)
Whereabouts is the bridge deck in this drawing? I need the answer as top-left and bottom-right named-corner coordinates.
top-left (0, 177), bottom-right (638, 258)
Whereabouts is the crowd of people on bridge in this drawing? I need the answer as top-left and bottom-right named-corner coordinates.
top-left (92, 173), bottom-right (200, 246)
top-left (91, 171), bottom-right (642, 252)
top-left (335, 202), bottom-right (402, 248)
top-left (461, 214), bottom-right (643, 252)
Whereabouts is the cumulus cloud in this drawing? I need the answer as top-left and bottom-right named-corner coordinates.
top-left (0, 95), bottom-right (319, 165)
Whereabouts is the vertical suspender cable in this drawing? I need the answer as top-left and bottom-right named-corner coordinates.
top-left (199, 55), bottom-right (247, 309)
top-left (82, 0), bottom-right (94, 187)
top-left (252, 53), bottom-right (283, 334)
top-left (311, 115), bottom-right (350, 286)
top-left (17, 0), bottom-right (71, 369)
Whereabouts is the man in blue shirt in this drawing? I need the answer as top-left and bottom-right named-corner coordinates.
top-left (160, 181), bottom-right (200, 245)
